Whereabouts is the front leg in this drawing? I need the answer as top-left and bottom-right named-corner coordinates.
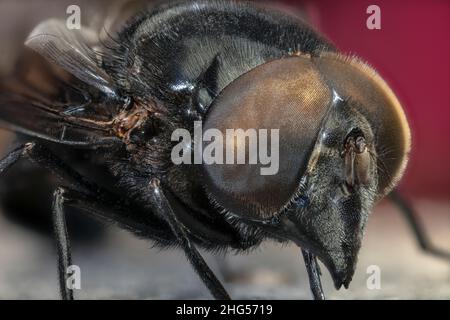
top-left (302, 249), bottom-right (325, 300)
top-left (147, 178), bottom-right (230, 300)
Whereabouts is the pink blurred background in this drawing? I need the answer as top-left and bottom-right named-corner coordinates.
top-left (282, 0), bottom-right (450, 198)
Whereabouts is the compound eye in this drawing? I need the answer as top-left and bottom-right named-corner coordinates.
top-left (201, 57), bottom-right (331, 220)
top-left (343, 129), bottom-right (371, 188)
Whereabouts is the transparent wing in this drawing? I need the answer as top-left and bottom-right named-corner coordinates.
top-left (0, 49), bottom-right (120, 147)
top-left (24, 19), bottom-right (118, 98)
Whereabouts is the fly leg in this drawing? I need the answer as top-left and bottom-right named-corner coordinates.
top-left (0, 142), bottom-right (102, 299)
top-left (0, 142), bottom-right (223, 299)
top-left (52, 187), bottom-right (74, 300)
top-left (147, 178), bottom-right (231, 300)
top-left (53, 183), bottom-right (182, 299)
top-left (302, 249), bottom-right (325, 300)
top-left (0, 142), bottom-right (92, 299)
top-left (389, 190), bottom-right (450, 261)
top-left (0, 143), bottom-right (175, 299)
top-left (0, 142), bottom-right (94, 192)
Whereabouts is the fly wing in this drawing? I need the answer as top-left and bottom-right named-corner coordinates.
top-left (0, 19), bottom-right (124, 147)
top-left (24, 19), bottom-right (118, 98)
top-left (0, 101), bottom-right (115, 147)
top-left (0, 60), bottom-right (118, 146)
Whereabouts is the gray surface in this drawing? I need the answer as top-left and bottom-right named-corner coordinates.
top-left (0, 199), bottom-right (449, 299)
